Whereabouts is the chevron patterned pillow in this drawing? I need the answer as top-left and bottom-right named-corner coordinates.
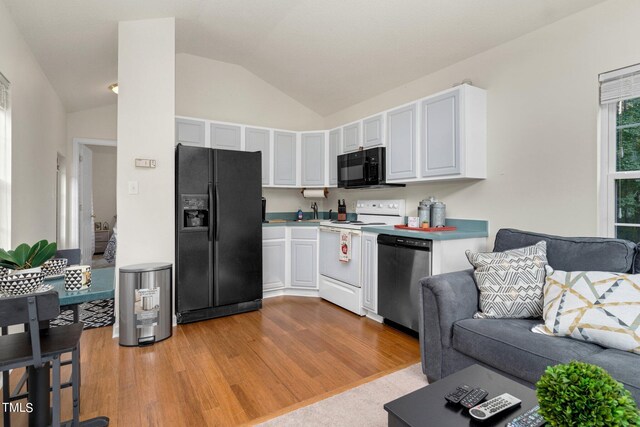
top-left (466, 241), bottom-right (548, 319)
top-left (532, 267), bottom-right (640, 354)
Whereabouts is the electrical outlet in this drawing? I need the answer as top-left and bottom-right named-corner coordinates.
top-left (128, 181), bottom-right (139, 195)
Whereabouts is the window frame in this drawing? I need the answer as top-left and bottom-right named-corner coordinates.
top-left (0, 72), bottom-right (10, 249)
top-left (599, 101), bottom-right (640, 238)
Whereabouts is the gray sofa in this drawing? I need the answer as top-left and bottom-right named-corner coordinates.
top-left (419, 228), bottom-right (640, 401)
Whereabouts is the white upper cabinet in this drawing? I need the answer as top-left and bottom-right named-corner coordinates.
top-left (175, 84), bottom-right (485, 188)
top-left (342, 122), bottom-right (361, 153)
top-left (210, 123), bottom-right (241, 150)
top-left (363, 114), bottom-right (383, 148)
top-left (421, 92), bottom-right (459, 176)
top-left (386, 104), bottom-right (417, 181)
top-left (176, 118), bottom-right (205, 147)
top-left (421, 84), bottom-right (486, 179)
top-left (328, 128), bottom-right (340, 186)
top-left (245, 127), bottom-right (270, 185)
top-left (301, 132), bottom-right (325, 186)
top-left (273, 131), bottom-right (297, 185)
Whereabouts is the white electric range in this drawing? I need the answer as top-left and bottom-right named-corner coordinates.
top-left (318, 200), bottom-right (406, 315)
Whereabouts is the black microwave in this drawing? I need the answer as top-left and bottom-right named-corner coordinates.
top-left (338, 147), bottom-right (387, 189)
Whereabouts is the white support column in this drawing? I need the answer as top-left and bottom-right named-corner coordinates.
top-left (115, 18), bottom-right (175, 335)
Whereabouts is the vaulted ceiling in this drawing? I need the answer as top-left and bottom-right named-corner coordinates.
top-left (4, 0), bottom-right (606, 115)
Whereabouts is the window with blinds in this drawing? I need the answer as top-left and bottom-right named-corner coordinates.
top-left (599, 64), bottom-right (640, 241)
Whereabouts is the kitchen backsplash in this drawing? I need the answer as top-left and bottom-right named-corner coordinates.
top-left (266, 211), bottom-right (357, 221)
top-left (263, 181), bottom-right (485, 221)
top-left (262, 188), bottom-right (330, 213)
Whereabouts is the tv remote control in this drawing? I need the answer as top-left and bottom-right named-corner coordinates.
top-left (459, 387), bottom-right (488, 408)
top-left (506, 404), bottom-right (546, 427)
top-left (469, 393), bottom-right (521, 421)
top-left (444, 384), bottom-right (472, 404)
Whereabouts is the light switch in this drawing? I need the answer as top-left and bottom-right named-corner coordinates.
top-left (128, 181), bottom-right (139, 195)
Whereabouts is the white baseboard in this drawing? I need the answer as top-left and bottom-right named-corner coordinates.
top-left (264, 288), bottom-right (320, 299)
top-left (365, 311), bottom-right (384, 323)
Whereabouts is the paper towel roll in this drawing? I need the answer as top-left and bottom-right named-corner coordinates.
top-left (302, 188), bottom-right (328, 198)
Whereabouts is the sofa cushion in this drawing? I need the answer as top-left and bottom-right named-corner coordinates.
top-left (493, 229), bottom-right (636, 273)
top-left (452, 318), bottom-right (604, 385)
top-left (533, 267), bottom-right (640, 354)
top-left (582, 349), bottom-right (640, 402)
top-left (635, 245), bottom-right (640, 274)
top-left (466, 241), bottom-right (547, 319)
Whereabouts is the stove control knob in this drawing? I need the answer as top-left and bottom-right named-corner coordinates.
top-left (379, 204), bottom-right (385, 208)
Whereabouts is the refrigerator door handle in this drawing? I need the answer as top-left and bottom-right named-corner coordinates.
top-left (215, 184), bottom-right (220, 241)
top-left (208, 183), bottom-right (213, 242)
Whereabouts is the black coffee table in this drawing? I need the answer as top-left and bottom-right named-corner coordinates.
top-left (384, 364), bottom-right (540, 426)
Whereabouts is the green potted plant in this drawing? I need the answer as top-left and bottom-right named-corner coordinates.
top-left (0, 240), bottom-right (57, 295)
top-left (536, 360), bottom-right (640, 426)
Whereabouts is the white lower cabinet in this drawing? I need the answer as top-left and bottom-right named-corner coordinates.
top-left (291, 228), bottom-right (318, 289)
top-left (361, 232), bottom-right (378, 313)
top-left (262, 227), bottom-right (286, 291)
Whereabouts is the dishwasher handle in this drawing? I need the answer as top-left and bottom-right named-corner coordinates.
top-left (377, 234), bottom-right (431, 250)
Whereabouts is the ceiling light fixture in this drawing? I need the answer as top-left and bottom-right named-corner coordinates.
top-left (108, 83), bottom-right (118, 94)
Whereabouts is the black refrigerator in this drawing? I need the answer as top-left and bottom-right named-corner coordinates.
top-left (175, 144), bottom-right (263, 324)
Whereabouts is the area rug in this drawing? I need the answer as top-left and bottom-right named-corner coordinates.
top-left (50, 298), bottom-right (115, 329)
top-left (254, 363), bottom-right (428, 427)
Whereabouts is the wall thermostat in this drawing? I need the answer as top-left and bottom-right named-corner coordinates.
top-left (135, 158), bottom-right (156, 168)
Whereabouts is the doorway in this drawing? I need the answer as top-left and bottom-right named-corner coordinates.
top-left (56, 153), bottom-right (67, 247)
top-left (71, 138), bottom-right (117, 267)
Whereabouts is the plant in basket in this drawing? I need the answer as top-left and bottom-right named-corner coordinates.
top-left (0, 240), bottom-right (57, 295)
top-left (536, 360), bottom-right (640, 426)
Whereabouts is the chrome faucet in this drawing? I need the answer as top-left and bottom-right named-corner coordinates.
top-left (311, 202), bottom-right (318, 219)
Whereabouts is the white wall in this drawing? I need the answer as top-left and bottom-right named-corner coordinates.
top-left (67, 104), bottom-right (117, 142)
top-left (0, 0), bottom-right (67, 247)
top-left (262, 188), bottom-right (323, 214)
top-left (177, 54), bottom-right (316, 212)
top-left (116, 18), bottom-right (175, 330)
top-left (176, 53), bottom-right (324, 131)
top-left (66, 103), bottom-right (118, 245)
top-left (324, 0), bottom-right (640, 242)
top-left (90, 145), bottom-right (117, 228)
top-left (65, 53), bottom-right (322, 217)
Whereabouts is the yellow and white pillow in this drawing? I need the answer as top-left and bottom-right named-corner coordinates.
top-left (532, 266), bottom-right (640, 354)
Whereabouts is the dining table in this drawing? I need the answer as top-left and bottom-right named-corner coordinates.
top-left (47, 267), bottom-right (115, 322)
top-left (3, 267), bottom-right (115, 427)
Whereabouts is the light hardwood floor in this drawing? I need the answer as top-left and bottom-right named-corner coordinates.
top-left (7, 296), bottom-right (420, 426)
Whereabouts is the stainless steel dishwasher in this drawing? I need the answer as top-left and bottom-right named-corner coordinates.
top-left (377, 234), bottom-right (432, 332)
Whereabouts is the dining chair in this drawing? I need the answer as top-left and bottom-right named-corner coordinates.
top-left (55, 249), bottom-right (81, 266)
top-left (0, 291), bottom-right (83, 427)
